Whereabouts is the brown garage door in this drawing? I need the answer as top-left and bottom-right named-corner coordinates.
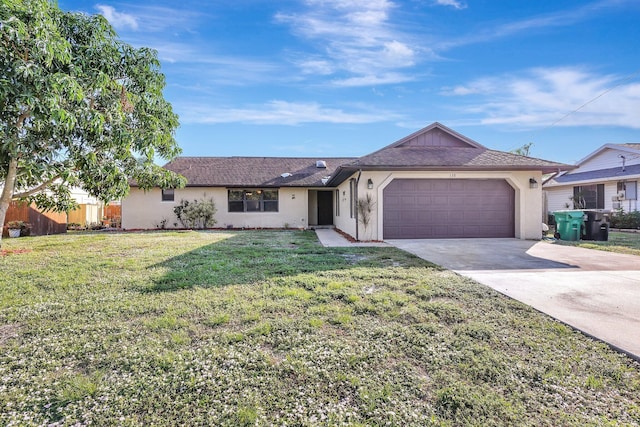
top-left (383, 179), bottom-right (515, 239)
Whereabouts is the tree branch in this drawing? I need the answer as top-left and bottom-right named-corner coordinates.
top-left (16, 108), bottom-right (31, 129)
top-left (13, 176), bottom-right (61, 199)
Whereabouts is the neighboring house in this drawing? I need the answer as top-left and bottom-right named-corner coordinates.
top-left (122, 122), bottom-right (571, 240)
top-left (544, 144), bottom-right (640, 214)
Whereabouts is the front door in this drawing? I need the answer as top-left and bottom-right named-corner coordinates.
top-left (317, 191), bottom-right (333, 225)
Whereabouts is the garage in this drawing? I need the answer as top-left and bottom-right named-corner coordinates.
top-left (383, 179), bottom-right (515, 239)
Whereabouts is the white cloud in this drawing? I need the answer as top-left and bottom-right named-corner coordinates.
top-left (333, 72), bottom-right (415, 87)
top-left (96, 5), bottom-right (138, 30)
top-left (178, 100), bottom-right (398, 125)
top-left (275, 0), bottom-right (420, 85)
top-left (445, 67), bottom-right (640, 129)
top-left (437, 0), bottom-right (627, 50)
top-left (434, 0), bottom-right (467, 10)
top-left (297, 59), bottom-right (335, 75)
top-left (95, 4), bottom-right (203, 34)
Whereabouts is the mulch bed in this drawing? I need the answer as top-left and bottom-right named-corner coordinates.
top-left (1, 248), bottom-right (31, 257)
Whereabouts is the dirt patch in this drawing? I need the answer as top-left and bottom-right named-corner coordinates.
top-left (1, 248), bottom-right (31, 257)
top-left (341, 253), bottom-right (369, 264)
top-left (0, 323), bottom-right (22, 346)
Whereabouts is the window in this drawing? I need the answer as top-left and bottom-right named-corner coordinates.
top-left (617, 181), bottom-right (638, 200)
top-left (161, 188), bottom-right (174, 202)
top-left (228, 189), bottom-right (278, 212)
top-left (572, 184), bottom-right (604, 209)
top-left (349, 179), bottom-right (356, 218)
top-left (335, 189), bottom-right (340, 217)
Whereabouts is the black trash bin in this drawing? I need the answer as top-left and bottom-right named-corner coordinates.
top-left (582, 211), bottom-right (609, 241)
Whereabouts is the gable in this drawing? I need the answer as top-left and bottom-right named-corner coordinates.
top-left (570, 144), bottom-right (640, 174)
top-left (392, 122), bottom-right (485, 150)
top-left (397, 127), bottom-right (477, 148)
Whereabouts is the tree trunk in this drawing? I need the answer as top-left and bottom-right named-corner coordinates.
top-left (0, 158), bottom-right (19, 248)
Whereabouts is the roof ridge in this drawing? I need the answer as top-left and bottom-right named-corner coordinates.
top-left (173, 155), bottom-right (358, 159)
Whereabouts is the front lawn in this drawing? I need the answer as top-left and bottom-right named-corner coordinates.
top-left (554, 231), bottom-right (640, 256)
top-left (1, 231), bottom-right (639, 426)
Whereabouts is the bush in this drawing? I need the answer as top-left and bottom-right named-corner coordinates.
top-left (6, 221), bottom-right (31, 236)
top-left (610, 210), bottom-right (640, 229)
top-left (174, 198), bottom-right (217, 229)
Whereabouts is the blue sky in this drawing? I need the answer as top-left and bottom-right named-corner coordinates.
top-left (59, 0), bottom-right (640, 165)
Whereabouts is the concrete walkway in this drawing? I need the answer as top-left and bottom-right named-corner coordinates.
top-left (315, 228), bottom-right (388, 247)
top-left (387, 238), bottom-right (640, 360)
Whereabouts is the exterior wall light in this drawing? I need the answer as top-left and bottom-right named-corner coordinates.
top-left (529, 178), bottom-right (538, 189)
top-left (367, 178), bottom-right (374, 189)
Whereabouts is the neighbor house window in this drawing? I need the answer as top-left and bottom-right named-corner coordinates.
top-left (573, 184), bottom-right (604, 209)
top-left (617, 181), bottom-right (638, 200)
top-left (349, 179), bottom-right (356, 218)
top-left (161, 189), bottom-right (174, 202)
top-left (335, 189), bottom-right (340, 217)
top-left (228, 189), bottom-right (278, 212)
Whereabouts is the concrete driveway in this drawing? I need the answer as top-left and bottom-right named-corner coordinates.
top-left (387, 238), bottom-right (640, 360)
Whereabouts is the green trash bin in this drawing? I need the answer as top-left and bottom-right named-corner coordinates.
top-left (553, 210), bottom-right (585, 241)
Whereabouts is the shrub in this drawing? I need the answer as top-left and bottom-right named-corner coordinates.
top-left (174, 198), bottom-right (218, 229)
top-left (356, 193), bottom-right (376, 240)
top-left (6, 221), bottom-right (31, 236)
top-left (610, 210), bottom-right (640, 229)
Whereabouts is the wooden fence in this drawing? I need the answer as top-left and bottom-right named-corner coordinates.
top-left (2, 201), bottom-right (67, 237)
top-left (103, 203), bottom-right (121, 227)
top-left (67, 204), bottom-right (103, 227)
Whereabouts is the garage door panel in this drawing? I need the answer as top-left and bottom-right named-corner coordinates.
top-left (383, 179), bottom-right (515, 239)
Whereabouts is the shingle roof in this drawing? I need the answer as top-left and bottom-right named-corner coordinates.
top-left (553, 163), bottom-right (640, 184)
top-left (151, 123), bottom-right (574, 188)
top-left (324, 147), bottom-right (572, 186)
top-left (347, 147), bottom-right (568, 170)
top-left (159, 157), bottom-right (356, 187)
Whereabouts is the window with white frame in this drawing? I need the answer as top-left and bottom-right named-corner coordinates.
top-left (617, 181), bottom-right (637, 200)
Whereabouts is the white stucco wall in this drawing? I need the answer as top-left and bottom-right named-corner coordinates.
top-left (122, 187), bottom-right (310, 230)
top-left (335, 170), bottom-right (544, 241)
top-left (334, 180), bottom-right (357, 239)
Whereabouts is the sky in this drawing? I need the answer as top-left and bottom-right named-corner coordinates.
top-left (58, 0), bottom-right (640, 165)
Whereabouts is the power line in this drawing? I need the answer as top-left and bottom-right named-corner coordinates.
top-left (528, 68), bottom-right (640, 142)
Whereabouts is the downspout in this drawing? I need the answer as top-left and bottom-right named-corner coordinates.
top-left (355, 170), bottom-right (362, 241)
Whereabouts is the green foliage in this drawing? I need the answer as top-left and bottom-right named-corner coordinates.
top-left (510, 142), bottom-right (534, 157)
top-left (173, 198), bottom-right (218, 229)
top-left (0, 0), bottom-right (185, 235)
top-left (610, 210), bottom-right (640, 229)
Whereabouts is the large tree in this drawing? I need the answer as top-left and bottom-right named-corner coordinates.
top-left (0, 0), bottom-right (186, 245)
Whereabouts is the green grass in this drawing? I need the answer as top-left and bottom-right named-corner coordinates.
top-left (1, 230), bottom-right (640, 426)
top-left (553, 231), bottom-right (640, 256)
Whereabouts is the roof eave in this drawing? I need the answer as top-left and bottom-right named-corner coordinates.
top-left (544, 172), bottom-right (640, 188)
top-left (574, 143), bottom-right (640, 166)
top-left (325, 164), bottom-right (575, 186)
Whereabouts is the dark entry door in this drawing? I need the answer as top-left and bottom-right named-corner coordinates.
top-left (317, 191), bottom-right (334, 225)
